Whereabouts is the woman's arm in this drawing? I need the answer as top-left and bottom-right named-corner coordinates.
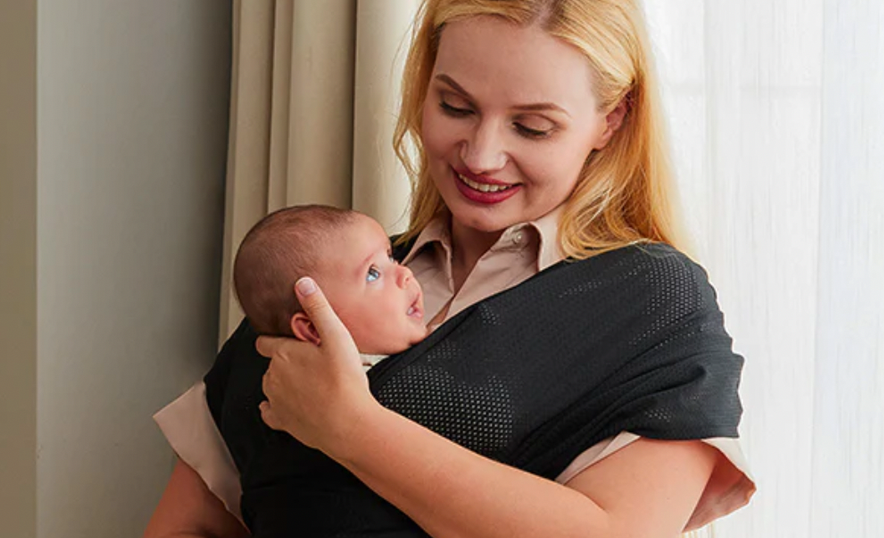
top-left (143, 459), bottom-right (249, 538)
top-left (332, 407), bottom-right (717, 538)
top-left (258, 278), bottom-right (719, 538)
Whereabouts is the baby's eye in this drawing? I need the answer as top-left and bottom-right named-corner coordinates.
top-left (388, 252), bottom-right (396, 263)
top-left (366, 266), bottom-right (381, 282)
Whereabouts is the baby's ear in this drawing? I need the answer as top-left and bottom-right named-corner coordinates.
top-left (290, 312), bottom-right (321, 345)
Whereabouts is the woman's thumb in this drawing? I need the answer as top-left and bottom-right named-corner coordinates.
top-left (294, 277), bottom-right (348, 343)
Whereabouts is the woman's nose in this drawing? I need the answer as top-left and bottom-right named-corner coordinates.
top-left (460, 120), bottom-right (507, 173)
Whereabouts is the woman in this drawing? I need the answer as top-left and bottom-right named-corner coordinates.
top-left (145, 1), bottom-right (755, 536)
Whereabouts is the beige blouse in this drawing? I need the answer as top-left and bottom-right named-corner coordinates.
top-left (154, 208), bottom-right (756, 531)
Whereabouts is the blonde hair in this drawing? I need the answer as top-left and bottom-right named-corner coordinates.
top-left (393, 0), bottom-right (688, 259)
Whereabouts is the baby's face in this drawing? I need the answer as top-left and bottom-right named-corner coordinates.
top-left (315, 214), bottom-right (427, 355)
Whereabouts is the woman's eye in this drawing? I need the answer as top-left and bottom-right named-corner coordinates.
top-left (440, 100), bottom-right (473, 117)
top-left (514, 122), bottom-right (552, 139)
top-left (366, 266), bottom-right (380, 282)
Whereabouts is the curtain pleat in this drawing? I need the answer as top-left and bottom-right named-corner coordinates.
top-left (285, 0), bottom-right (357, 208)
top-left (811, 2), bottom-right (884, 536)
top-left (267, 0), bottom-right (293, 210)
top-left (219, 0), bottom-right (276, 343)
top-left (351, 0), bottom-right (421, 231)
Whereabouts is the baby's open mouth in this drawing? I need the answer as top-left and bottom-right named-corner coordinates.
top-left (407, 293), bottom-right (423, 318)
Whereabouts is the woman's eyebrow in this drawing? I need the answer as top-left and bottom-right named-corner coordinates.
top-left (511, 102), bottom-right (570, 117)
top-left (434, 73), bottom-right (570, 117)
top-left (435, 73), bottom-right (473, 98)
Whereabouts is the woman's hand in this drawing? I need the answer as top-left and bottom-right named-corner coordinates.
top-left (257, 277), bottom-right (379, 451)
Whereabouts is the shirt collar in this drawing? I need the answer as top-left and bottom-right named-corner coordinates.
top-left (401, 214), bottom-right (452, 266)
top-left (401, 206), bottom-right (566, 272)
top-left (360, 353), bottom-right (387, 371)
top-left (531, 205), bottom-right (566, 271)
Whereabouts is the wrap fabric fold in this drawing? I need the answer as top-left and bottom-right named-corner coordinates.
top-left (206, 243), bottom-right (744, 537)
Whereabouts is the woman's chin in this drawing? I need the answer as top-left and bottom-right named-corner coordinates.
top-left (448, 207), bottom-right (520, 236)
top-left (452, 218), bottom-right (508, 238)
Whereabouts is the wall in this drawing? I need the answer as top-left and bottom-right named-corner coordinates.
top-left (0, 0), bottom-right (38, 536)
top-left (0, 1), bottom-right (232, 536)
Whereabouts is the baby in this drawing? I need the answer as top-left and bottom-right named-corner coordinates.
top-left (224, 205), bottom-right (431, 536)
top-left (233, 204), bottom-right (428, 360)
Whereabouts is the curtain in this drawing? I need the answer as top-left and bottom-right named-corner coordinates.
top-left (218, 0), bottom-right (420, 340)
top-left (645, 1), bottom-right (884, 536)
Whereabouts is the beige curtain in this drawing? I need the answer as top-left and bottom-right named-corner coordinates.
top-left (218, 0), bottom-right (420, 342)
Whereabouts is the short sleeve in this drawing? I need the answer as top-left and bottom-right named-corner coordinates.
top-left (556, 432), bottom-right (755, 531)
top-left (153, 382), bottom-right (243, 521)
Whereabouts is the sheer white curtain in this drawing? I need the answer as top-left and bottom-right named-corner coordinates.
top-left (645, 1), bottom-right (884, 536)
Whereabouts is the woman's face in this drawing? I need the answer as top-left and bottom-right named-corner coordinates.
top-left (421, 15), bottom-right (615, 235)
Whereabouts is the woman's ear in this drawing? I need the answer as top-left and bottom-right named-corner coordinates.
top-left (594, 97), bottom-right (629, 149)
top-left (290, 312), bottom-right (321, 345)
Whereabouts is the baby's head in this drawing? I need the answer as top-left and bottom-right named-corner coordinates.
top-left (234, 205), bottom-right (427, 355)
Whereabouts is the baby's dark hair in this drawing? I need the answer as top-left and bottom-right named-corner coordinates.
top-left (233, 204), bottom-right (358, 336)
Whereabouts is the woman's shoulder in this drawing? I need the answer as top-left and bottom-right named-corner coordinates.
top-left (565, 242), bottom-right (710, 285)
top-left (552, 242), bottom-right (720, 314)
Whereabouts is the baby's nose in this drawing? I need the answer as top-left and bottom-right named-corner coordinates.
top-left (397, 264), bottom-right (413, 287)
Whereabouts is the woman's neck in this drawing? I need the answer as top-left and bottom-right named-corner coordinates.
top-left (450, 218), bottom-right (504, 292)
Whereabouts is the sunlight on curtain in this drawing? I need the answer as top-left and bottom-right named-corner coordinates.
top-left (644, 1), bottom-right (884, 536)
top-left (352, 1), bottom-right (420, 232)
